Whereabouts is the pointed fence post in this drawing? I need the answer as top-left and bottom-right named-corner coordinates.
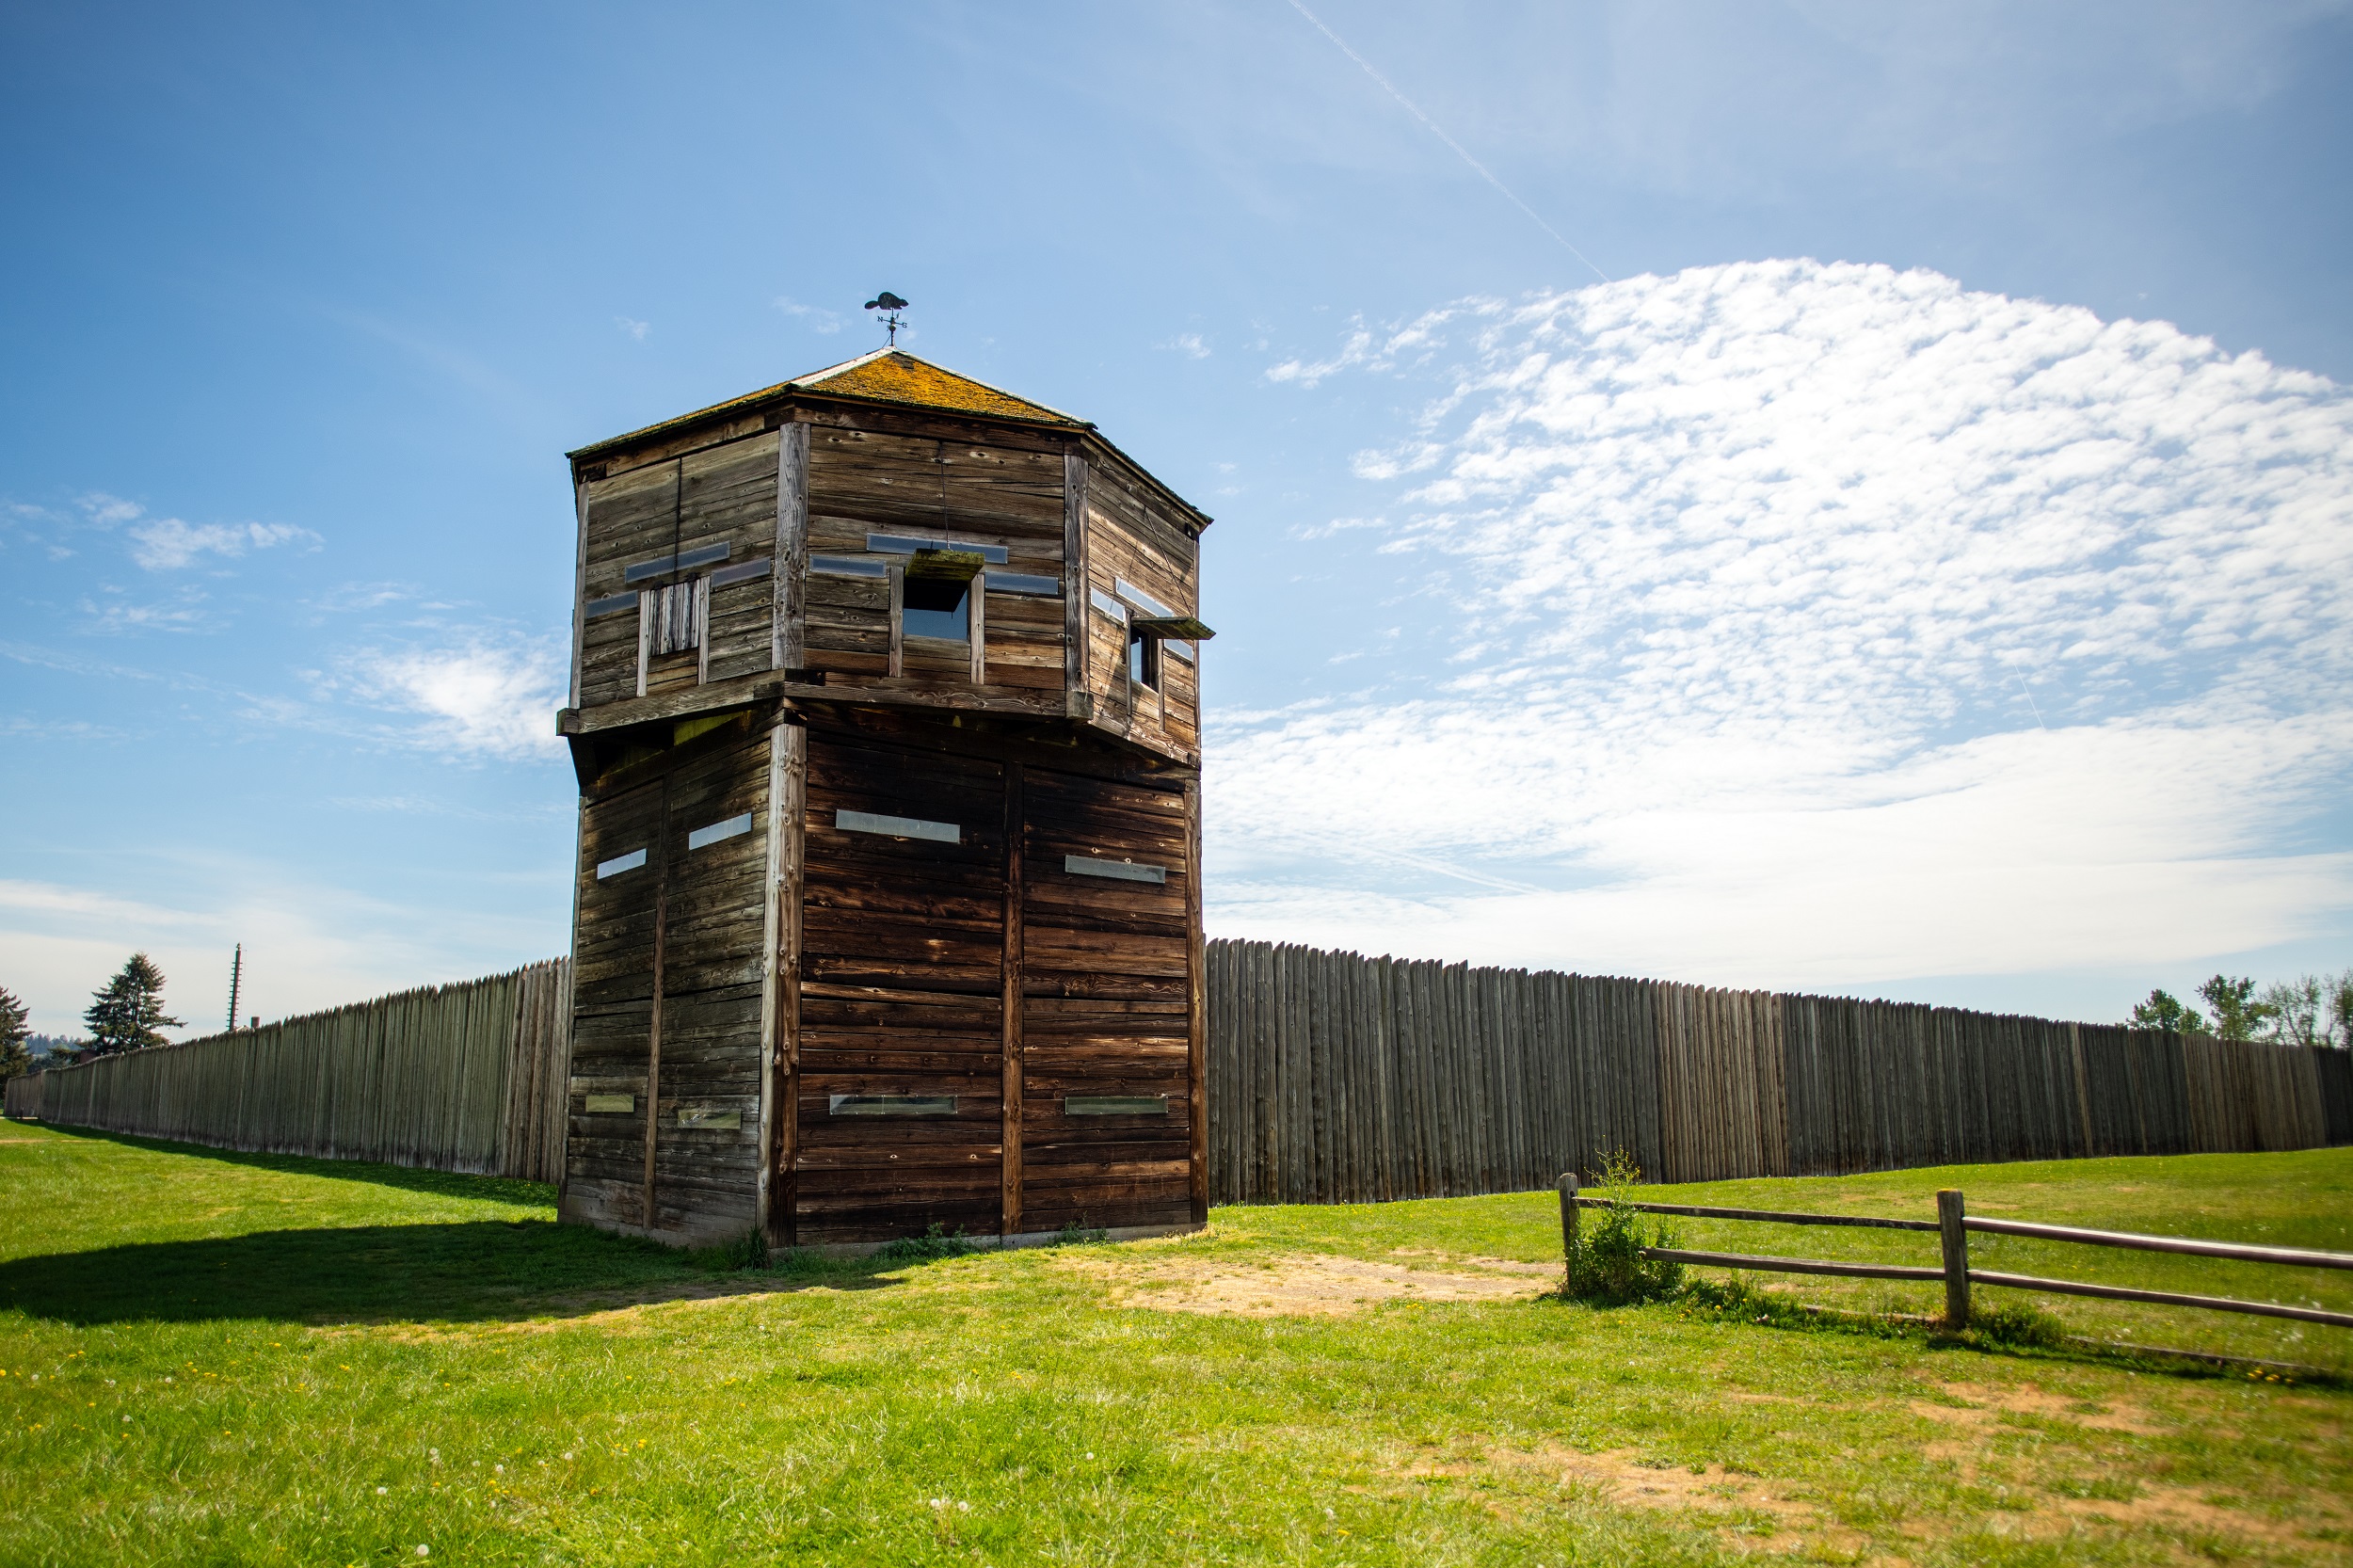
top-left (1937, 1188), bottom-right (1970, 1329)
top-left (1559, 1172), bottom-right (1580, 1289)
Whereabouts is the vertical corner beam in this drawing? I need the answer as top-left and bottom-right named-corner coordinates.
top-left (969, 571), bottom-right (988, 687)
top-left (1937, 1188), bottom-right (1970, 1329)
top-left (887, 564), bottom-right (905, 678)
top-left (557, 792), bottom-right (587, 1213)
top-left (769, 721), bottom-right (808, 1247)
top-left (642, 780), bottom-right (671, 1235)
top-left (1186, 775), bottom-right (1209, 1225)
top-left (1000, 762), bottom-right (1026, 1236)
top-left (1063, 449), bottom-right (1090, 707)
top-left (774, 421), bottom-right (808, 673)
top-left (753, 715), bottom-right (789, 1241)
top-left (568, 476), bottom-right (589, 710)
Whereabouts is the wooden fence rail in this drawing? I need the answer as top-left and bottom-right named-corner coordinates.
top-left (2, 961), bottom-right (568, 1182)
top-left (1207, 939), bottom-right (2353, 1203)
top-left (1561, 1180), bottom-right (2353, 1333)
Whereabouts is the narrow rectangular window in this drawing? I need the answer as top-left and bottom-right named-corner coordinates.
top-left (676, 1107), bottom-right (742, 1129)
top-left (1089, 587), bottom-right (1128, 624)
top-left (986, 570), bottom-right (1062, 597)
top-left (1113, 577), bottom-right (1174, 618)
top-left (1065, 1096), bottom-right (1168, 1116)
top-left (584, 1093), bottom-right (634, 1113)
top-left (836, 809), bottom-right (960, 844)
top-left (624, 541), bottom-right (731, 583)
top-left (828, 1094), bottom-right (956, 1117)
top-left (596, 848), bottom-right (648, 879)
top-left (867, 533), bottom-right (1008, 564)
top-left (687, 812), bottom-right (753, 852)
top-left (1064, 855), bottom-right (1167, 885)
top-left (585, 591), bottom-right (638, 618)
top-left (810, 554), bottom-right (888, 579)
top-left (708, 556), bottom-right (771, 587)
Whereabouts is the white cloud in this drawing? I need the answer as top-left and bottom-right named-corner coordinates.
top-left (616, 315), bottom-right (650, 341)
top-left (79, 492), bottom-right (143, 527)
top-left (131, 517), bottom-right (318, 569)
top-left (328, 638), bottom-right (567, 760)
top-left (1223, 260), bottom-right (2353, 988)
top-left (78, 589), bottom-right (215, 632)
top-left (775, 297), bottom-right (844, 334)
top-left (1161, 331), bottom-right (1212, 360)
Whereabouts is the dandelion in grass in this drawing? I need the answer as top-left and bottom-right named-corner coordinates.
top-left (376, 1487), bottom-right (389, 1496)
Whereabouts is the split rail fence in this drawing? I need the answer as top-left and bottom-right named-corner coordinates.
top-left (1560, 1178), bottom-right (2353, 1340)
top-left (1205, 940), bottom-right (2353, 1204)
top-left (2, 961), bottom-right (568, 1183)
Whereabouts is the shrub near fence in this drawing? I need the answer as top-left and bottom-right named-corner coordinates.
top-left (2, 961), bottom-right (569, 1182)
top-left (1206, 940), bottom-right (2353, 1205)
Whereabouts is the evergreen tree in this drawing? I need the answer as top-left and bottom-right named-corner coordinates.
top-left (83, 954), bottom-right (181, 1055)
top-left (0, 985), bottom-right (29, 1083)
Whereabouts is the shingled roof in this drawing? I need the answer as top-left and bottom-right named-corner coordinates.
top-left (568, 348), bottom-right (1090, 460)
top-left (790, 348), bottom-right (1087, 426)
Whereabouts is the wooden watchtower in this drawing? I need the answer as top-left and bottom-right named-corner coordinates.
top-left (555, 348), bottom-right (1213, 1248)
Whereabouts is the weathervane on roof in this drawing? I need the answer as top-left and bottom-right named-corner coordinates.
top-left (864, 291), bottom-right (908, 345)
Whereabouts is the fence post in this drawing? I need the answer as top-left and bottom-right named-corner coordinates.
top-left (1937, 1188), bottom-right (1970, 1329)
top-left (1559, 1172), bottom-right (1580, 1287)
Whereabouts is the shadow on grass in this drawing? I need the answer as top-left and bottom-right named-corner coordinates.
top-left (0, 1220), bottom-right (917, 1329)
top-left (12, 1121), bottom-right (558, 1209)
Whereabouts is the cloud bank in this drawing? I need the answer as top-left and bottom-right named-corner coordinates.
top-left (1217, 260), bottom-right (2353, 989)
top-left (132, 518), bottom-right (318, 570)
top-left (328, 638), bottom-right (567, 760)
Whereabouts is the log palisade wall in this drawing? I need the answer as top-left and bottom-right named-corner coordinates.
top-left (3, 961), bottom-right (569, 1181)
top-left (11, 944), bottom-right (2349, 1209)
top-left (1205, 940), bottom-right (2353, 1205)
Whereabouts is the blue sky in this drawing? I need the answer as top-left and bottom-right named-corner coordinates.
top-left (4, 1), bottom-right (2349, 1038)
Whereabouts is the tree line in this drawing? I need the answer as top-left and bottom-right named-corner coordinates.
top-left (0, 952), bottom-right (185, 1084)
top-left (2128, 968), bottom-right (2353, 1048)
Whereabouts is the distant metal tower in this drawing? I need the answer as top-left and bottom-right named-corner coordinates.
top-left (226, 943), bottom-right (242, 1034)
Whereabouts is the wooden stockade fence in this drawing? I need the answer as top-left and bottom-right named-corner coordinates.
top-left (1206, 940), bottom-right (2353, 1206)
top-left (10, 941), bottom-right (2350, 1208)
top-left (2, 961), bottom-right (569, 1183)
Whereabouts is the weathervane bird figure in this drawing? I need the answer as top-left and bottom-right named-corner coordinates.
top-left (865, 291), bottom-right (908, 345)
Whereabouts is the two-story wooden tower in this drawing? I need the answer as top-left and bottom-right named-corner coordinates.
top-left (555, 348), bottom-right (1212, 1249)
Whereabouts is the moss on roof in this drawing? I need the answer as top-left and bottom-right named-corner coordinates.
top-left (567, 349), bottom-right (1089, 461)
top-left (797, 351), bottom-right (1084, 426)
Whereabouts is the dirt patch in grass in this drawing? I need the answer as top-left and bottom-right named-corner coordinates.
top-left (1407, 1429), bottom-right (2345, 1562)
top-left (1393, 1442), bottom-right (1864, 1556)
top-left (1906, 1382), bottom-right (2350, 1554)
top-left (1077, 1251), bottom-right (1545, 1317)
top-left (1916, 1380), bottom-right (2171, 1437)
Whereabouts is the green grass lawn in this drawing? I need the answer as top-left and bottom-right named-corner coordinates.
top-left (4, 1120), bottom-right (2350, 1566)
